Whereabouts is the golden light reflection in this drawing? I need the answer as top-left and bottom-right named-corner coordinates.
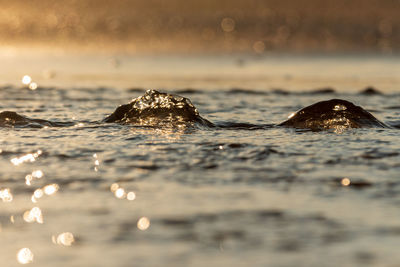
top-left (25, 170), bottom-right (44, 186)
top-left (17, 248), bottom-right (34, 264)
top-left (43, 184), bottom-right (59, 195)
top-left (110, 183), bottom-right (136, 200)
top-left (21, 75), bottom-right (32, 85)
top-left (137, 217), bottom-right (150, 230)
top-left (288, 112), bottom-right (296, 119)
top-left (127, 191), bottom-right (136, 201)
top-left (110, 183), bottom-right (119, 192)
top-left (333, 104), bottom-right (347, 111)
top-left (10, 215), bottom-right (15, 223)
top-left (28, 82), bottom-right (38, 90)
top-left (341, 178), bottom-right (351, 186)
top-left (21, 75), bottom-right (39, 90)
top-left (31, 184), bottom-right (58, 203)
top-left (0, 188), bottom-right (13, 202)
top-left (23, 207), bottom-right (43, 224)
top-left (115, 188), bottom-right (126, 199)
top-left (111, 183), bottom-right (125, 198)
top-left (11, 150), bottom-right (42, 166)
top-left (253, 41), bottom-right (265, 54)
top-left (31, 188), bottom-right (44, 203)
top-left (53, 232), bottom-right (75, 246)
top-left (34, 189), bottom-right (44, 198)
top-left (221, 17), bottom-right (235, 32)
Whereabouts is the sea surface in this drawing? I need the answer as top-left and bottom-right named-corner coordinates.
top-left (0, 52), bottom-right (400, 267)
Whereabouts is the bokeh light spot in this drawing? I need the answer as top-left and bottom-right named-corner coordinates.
top-left (23, 207), bottom-right (43, 224)
top-left (17, 248), bottom-right (34, 264)
top-left (341, 178), bottom-right (351, 186)
top-left (253, 41), bottom-right (265, 53)
top-left (22, 75), bottom-right (32, 85)
top-left (0, 188), bottom-right (13, 202)
top-left (43, 184), bottom-right (59, 195)
top-left (56, 232), bottom-right (75, 246)
top-left (28, 82), bottom-right (38, 90)
top-left (221, 17), bottom-right (235, 32)
top-left (127, 191), bottom-right (136, 201)
top-left (137, 217), bottom-right (150, 230)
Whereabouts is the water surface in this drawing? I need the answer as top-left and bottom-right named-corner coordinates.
top-left (1, 54), bottom-right (400, 267)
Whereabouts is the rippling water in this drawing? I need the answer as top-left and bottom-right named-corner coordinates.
top-left (1, 54), bottom-right (400, 267)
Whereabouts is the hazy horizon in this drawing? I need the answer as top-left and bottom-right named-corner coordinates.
top-left (0, 0), bottom-right (399, 54)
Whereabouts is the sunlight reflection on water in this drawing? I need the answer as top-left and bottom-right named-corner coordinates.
top-left (11, 151), bottom-right (42, 166)
top-left (23, 207), bottom-right (43, 224)
top-left (0, 188), bottom-right (13, 202)
top-left (17, 248), bottom-right (34, 265)
top-left (137, 217), bottom-right (150, 231)
top-left (52, 232), bottom-right (75, 247)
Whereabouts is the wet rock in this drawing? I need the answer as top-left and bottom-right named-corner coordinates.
top-left (173, 88), bottom-right (202, 94)
top-left (272, 88), bottom-right (290, 95)
top-left (279, 99), bottom-right (388, 131)
top-left (104, 89), bottom-right (214, 127)
top-left (0, 111), bottom-right (55, 128)
top-left (359, 86), bottom-right (383, 95)
top-left (307, 87), bottom-right (336, 94)
top-left (228, 88), bottom-right (267, 95)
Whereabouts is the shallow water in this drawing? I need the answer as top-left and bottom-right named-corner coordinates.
top-left (1, 54), bottom-right (400, 267)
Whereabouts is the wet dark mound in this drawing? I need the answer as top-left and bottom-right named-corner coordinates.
top-left (173, 88), bottom-right (202, 94)
top-left (0, 111), bottom-right (56, 128)
top-left (227, 88), bottom-right (267, 95)
top-left (126, 87), bottom-right (145, 93)
top-left (359, 87), bottom-right (383, 96)
top-left (306, 87), bottom-right (336, 95)
top-left (272, 88), bottom-right (290, 95)
top-left (279, 99), bottom-right (388, 131)
top-left (103, 89), bottom-right (214, 127)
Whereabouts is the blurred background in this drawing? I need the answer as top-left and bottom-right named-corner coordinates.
top-left (0, 0), bottom-right (399, 54)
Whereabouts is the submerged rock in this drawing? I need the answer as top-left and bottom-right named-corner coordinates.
top-left (104, 90), bottom-right (214, 127)
top-left (0, 111), bottom-right (55, 128)
top-left (279, 99), bottom-right (388, 131)
top-left (359, 86), bottom-right (383, 96)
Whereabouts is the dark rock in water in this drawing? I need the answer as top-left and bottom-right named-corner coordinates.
top-left (272, 88), bottom-right (290, 95)
top-left (228, 88), bottom-right (267, 95)
top-left (104, 90), bottom-right (214, 127)
top-left (0, 111), bottom-right (55, 128)
top-left (307, 87), bottom-right (336, 95)
top-left (279, 99), bottom-right (388, 131)
top-left (359, 87), bottom-right (383, 95)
